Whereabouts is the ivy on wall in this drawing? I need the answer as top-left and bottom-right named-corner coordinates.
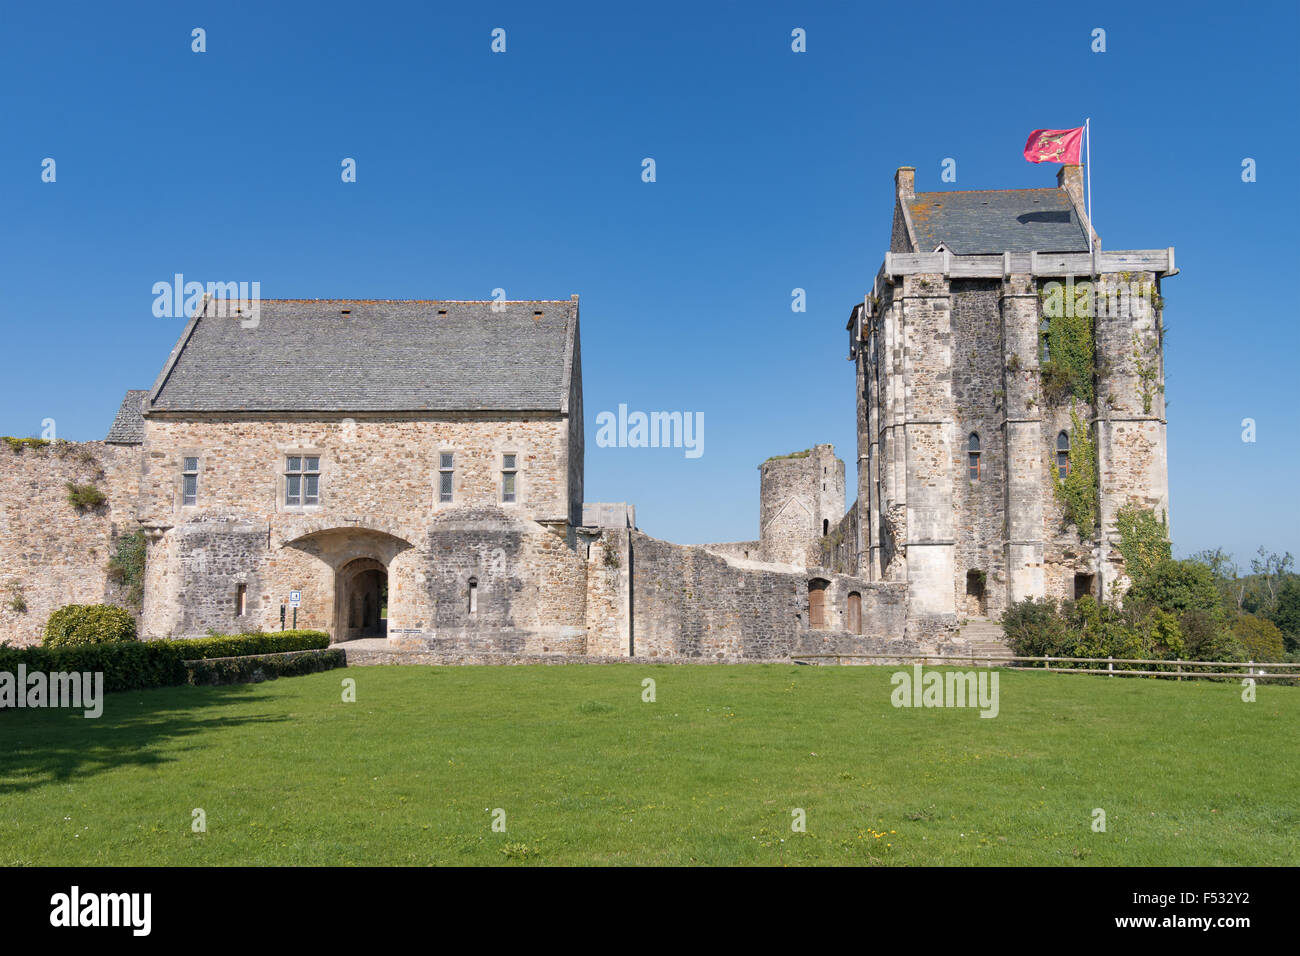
top-left (1038, 281), bottom-right (1096, 406)
top-left (107, 528), bottom-right (147, 610)
top-left (1131, 330), bottom-right (1164, 415)
top-left (1052, 408), bottom-right (1098, 539)
top-left (1114, 505), bottom-right (1171, 583)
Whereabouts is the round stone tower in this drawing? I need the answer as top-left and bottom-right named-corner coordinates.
top-left (758, 444), bottom-right (845, 568)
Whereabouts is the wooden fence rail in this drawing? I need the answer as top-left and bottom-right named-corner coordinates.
top-left (790, 653), bottom-right (1299, 680)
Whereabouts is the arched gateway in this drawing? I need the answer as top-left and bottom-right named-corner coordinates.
top-left (282, 526), bottom-right (414, 643)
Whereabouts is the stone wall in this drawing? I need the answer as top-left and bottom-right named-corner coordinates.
top-left (758, 444), bottom-right (844, 567)
top-left (0, 441), bottom-right (141, 646)
top-left (139, 414), bottom-right (576, 529)
top-left (628, 532), bottom-right (907, 659)
top-left (950, 280), bottom-right (1009, 618)
top-left (582, 527), bottom-right (631, 656)
top-left (137, 413), bottom-right (585, 643)
top-left (698, 540), bottom-right (761, 561)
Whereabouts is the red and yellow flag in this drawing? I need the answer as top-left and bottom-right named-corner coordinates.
top-left (1023, 127), bottom-right (1084, 164)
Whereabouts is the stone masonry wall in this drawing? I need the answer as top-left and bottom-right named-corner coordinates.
top-left (949, 280), bottom-right (1008, 618)
top-left (629, 532), bottom-right (907, 659)
top-left (140, 414), bottom-right (575, 528)
top-left (0, 441), bottom-right (141, 646)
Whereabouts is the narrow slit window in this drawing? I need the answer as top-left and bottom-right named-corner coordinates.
top-left (502, 453), bottom-right (517, 503)
top-left (285, 455), bottom-right (321, 506)
top-left (182, 456), bottom-right (199, 506)
top-left (236, 583), bottom-right (247, 616)
top-left (468, 577), bottom-right (478, 614)
top-left (967, 433), bottom-right (981, 480)
top-left (1056, 432), bottom-right (1071, 479)
top-left (439, 452), bottom-right (454, 503)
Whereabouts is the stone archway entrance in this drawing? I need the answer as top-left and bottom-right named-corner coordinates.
top-left (281, 524), bottom-right (414, 644)
top-left (337, 557), bottom-right (388, 640)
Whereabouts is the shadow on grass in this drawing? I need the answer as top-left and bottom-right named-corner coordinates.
top-left (0, 683), bottom-right (290, 795)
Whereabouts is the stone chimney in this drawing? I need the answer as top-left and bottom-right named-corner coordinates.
top-left (895, 166), bottom-right (915, 202)
top-left (1057, 164), bottom-right (1099, 248)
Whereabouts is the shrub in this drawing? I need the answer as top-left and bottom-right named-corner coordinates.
top-left (66, 482), bottom-right (107, 510)
top-left (1126, 559), bottom-right (1221, 615)
top-left (1136, 607), bottom-right (1185, 660)
top-left (183, 648), bottom-right (345, 686)
top-left (2, 436), bottom-right (51, 452)
top-left (159, 630), bottom-right (329, 660)
top-left (43, 604), bottom-right (138, 647)
top-left (1232, 614), bottom-right (1286, 663)
top-left (0, 630), bottom-right (336, 706)
top-left (1001, 598), bottom-right (1070, 657)
top-left (1178, 610), bottom-right (1241, 662)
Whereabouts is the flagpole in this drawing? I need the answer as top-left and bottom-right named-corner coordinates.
top-left (1085, 117), bottom-right (1094, 260)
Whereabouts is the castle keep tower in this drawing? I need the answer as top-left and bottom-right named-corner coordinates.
top-left (849, 166), bottom-right (1174, 626)
top-left (758, 444), bottom-right (845, 567)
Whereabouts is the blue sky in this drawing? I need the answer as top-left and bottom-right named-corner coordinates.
top-left (2, 0), bottom-right (1296, 564)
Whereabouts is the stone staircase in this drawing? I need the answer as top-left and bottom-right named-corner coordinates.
top-left (956, 617), bottom-right (1011, 662)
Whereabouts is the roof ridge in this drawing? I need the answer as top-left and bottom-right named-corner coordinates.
top-left (240, 298), bottom-right (578, 304)
top-left (913, 187), bottom-right (1064, 198)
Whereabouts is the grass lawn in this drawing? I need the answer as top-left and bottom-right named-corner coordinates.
top-left (1, 664), bottom-right (1297, 866)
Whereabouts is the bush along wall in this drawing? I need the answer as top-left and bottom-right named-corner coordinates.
top-left (0, 630), bottom-right (336, 705)
top-left (184, 648), bottom-right (346, 686)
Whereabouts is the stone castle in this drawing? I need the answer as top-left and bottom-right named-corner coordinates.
top-left (0, 164), bottom-right (1175, 660)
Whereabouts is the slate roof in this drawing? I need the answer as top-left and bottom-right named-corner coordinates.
top-left (148, 299), bottom-right (579, 413)
top-left (907, 188), bottom-right (1090, 254)
top-left (105, 389), bottom-right (148, 443)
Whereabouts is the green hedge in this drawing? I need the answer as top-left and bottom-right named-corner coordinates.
top-left (0, 642), bottom-right (184, 693)
top-left (184, 648), bottom-right (345, 686)
top-left (159, 630), bottom-right (329, 660)
top-left (0, 630), bottom-right (335, 700)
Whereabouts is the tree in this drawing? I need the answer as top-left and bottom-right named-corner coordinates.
top-left (1126, 559), bottom-right (1221, 615)
top-left (1271, 577), bottom-right (1300, 653)
top-left (1247, 548), bottom-right (1294, 617)
top-left (1232, 615), bottom-right (1286, 662)
top-left (1189, 547), bottom-right (1244, 612)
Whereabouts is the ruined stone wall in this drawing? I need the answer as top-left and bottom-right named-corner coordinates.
top-left (698, 540), bottom-right (761, 561)
top-left (822, 505), bottom-right (859, 575)
top-left (758, 445), bottom-right (844, 567)
top-left (0, 441), bottom-right (141, 646)
top-left (629, 532), bottom-right (906, 659)
top-left (582, 527), bottom-right (631, 656)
